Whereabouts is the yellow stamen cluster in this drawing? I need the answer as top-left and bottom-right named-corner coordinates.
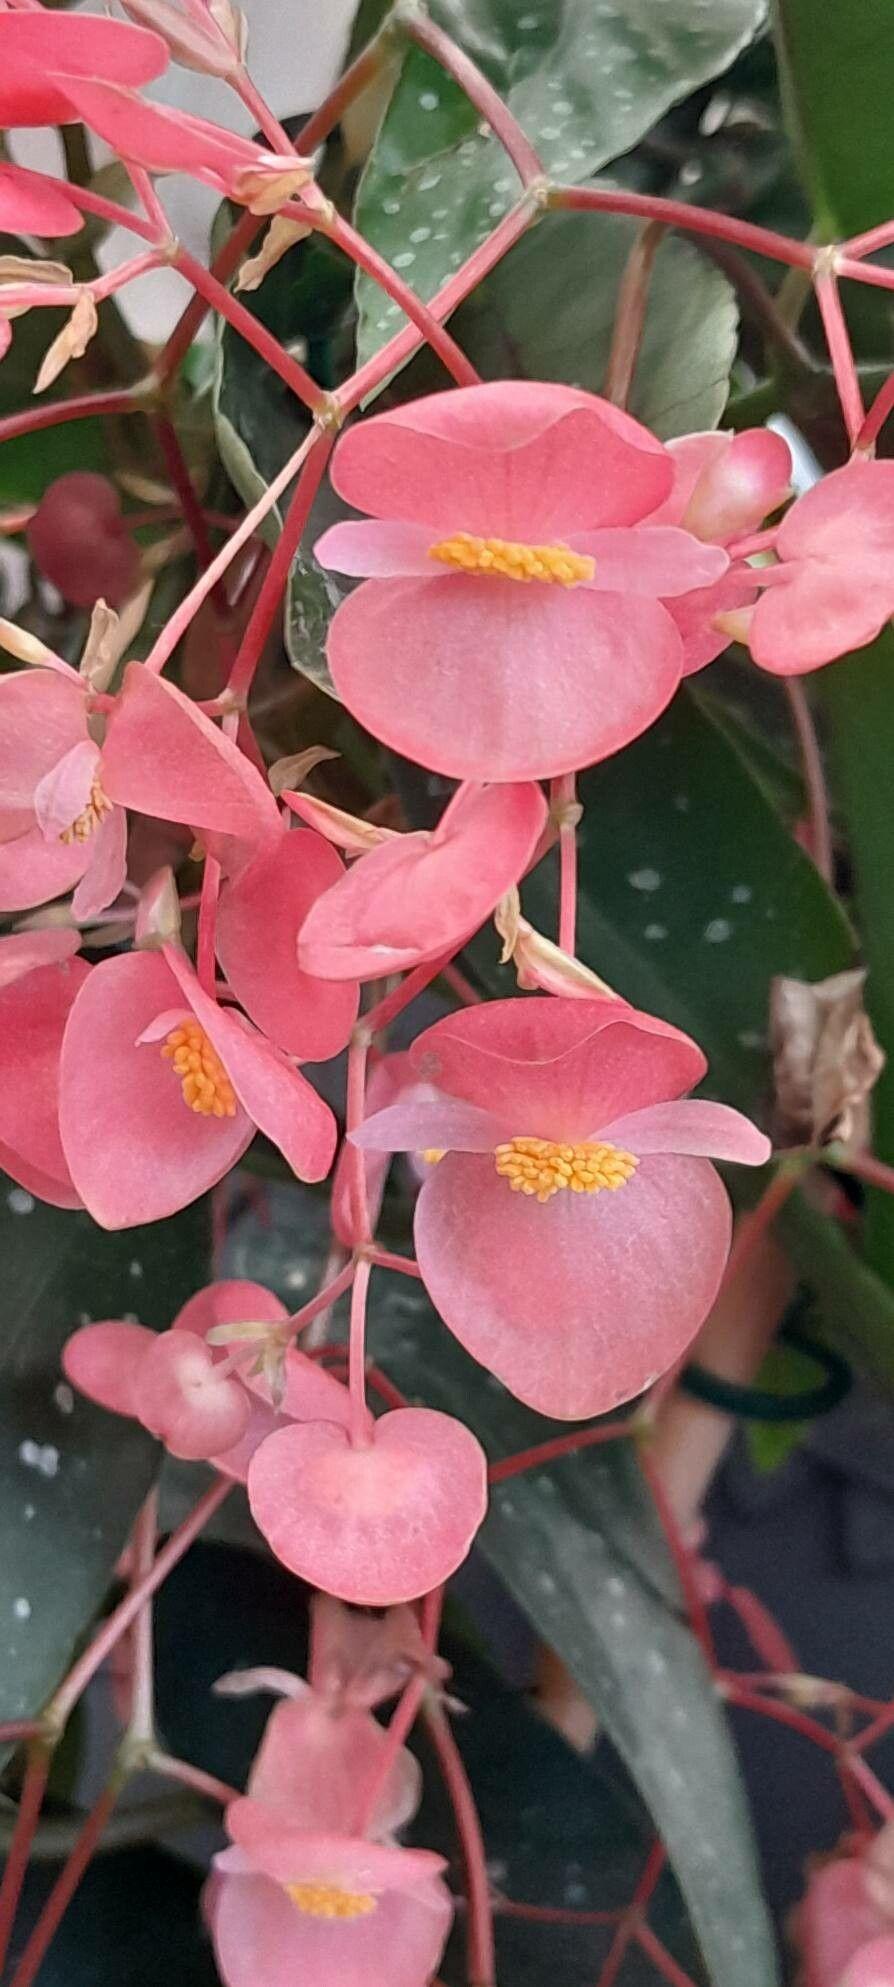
top-left (285, 1882), bottom-right (376, 1920)
top-left (161, 1020), bottom-right (237, 1119)
top-left (59, 779), bottom-right (113, 844)
top-left (421, 1147), bottom-right (445, 1165)
top-left (428, 531), bottom-right (595, 587)
top-left (494, 1136), bottom-right (638, 1205)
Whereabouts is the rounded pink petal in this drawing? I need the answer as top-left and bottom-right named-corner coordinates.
top-left (0, 824), bottom-right (90, 913)
top-left (228, 1802), bottom-right (445, 1894)
top-left (841, 1939), bottom-right (894, 1987)
top-left (0, 163), bottom-right (83, 238)
top-left (749, 564), bottom-right (894, 675)
top-left (777, 459), bottom-right (894, 571)
top-left (0, 14), bottom-right (167, 126)
top-left (164, 948), bottom-right (337, 1185)
top-left (328, 577), bottom-right (683, 781)
top-left (102, 663), bottom-right (281, 849)
top-left (248, 1407), bottom-right (487, 1604)
top-left (0, 669), bottom-right (86, 811)
top-left (63, 1319), bottom-right (155, 1417)
top-left (59, 951), bottom-right (254, 1229)
top-left (174, 1279), bottom-right (288, 1338)
top-left (248, 1694), bottom-right (421, 1838)
top-left (799, 1858), bottom-right (889, 1987)
top-left (211, 1865), bottom-right (450, 1987)
top-left (135, 1329), bottom-right (250, 1460)
top-left (653, 429), bottom-right (792, 542)
top-left (330, 381), bottom-right (672, 535)
top-left (574, 526), bottom-right (728, 597)
top-left (411, 997), bottom-right (706, 1139)
top-left (599, 1099), bottom-right (771, 1164)
top-left (0, 953), bottom-right (90, 1200)
top-left (216, 829), bottom-right (359, 1057)
top-left (414, 1150), bottom-right (732, 1418)
top-left (299, 782), bottom-right (547, 979)
top-left (70, 804), bottom-right (128, 922)
top-left (0, 928), bottom-right (80, 990)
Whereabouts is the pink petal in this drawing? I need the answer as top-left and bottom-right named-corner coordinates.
top-left (667, 566), bottom-right (760, 675)
top-left (228, 1802), bottom-right (445, 1894)
top-left (102, 664), bottom-right (281, 850)
top-left (777, 459), bottom-right (894, 573)
top-left (841, 1938), bottom-right (894, 1987)
top-left (0, 14), bottom-right (167, 127)
top-left (799, 1858), bottom-right (888, 1987)
top-left (352, 1098), bottom-right (511, 1154)
top-left (653, 429), bottom-right (792, 542)
top-left (216, 829), bottom-right (359, 1058)
top-left (327, 578), bottom-right (683, 782)
top-left (330, 381), bottom-right (672, 536)
top-left (0, 668), bottom-right (86, 811)
top-left (572, 526), bottom-right (728, 597)
top-left (248, 1408), bottom-right (487, 1605)
top-left (0, 928), bottom-right (80, 990)
top-left (58, 951), bottom-right (254, 1229)
top-left (52, 77), bottom-right (258, 179)
top-left (164, 948), bottom-right (337, 1185)
top-left (331, 1049), bottom-right (414, 1248)
top-left (248, 1694), bottom-right (421, 1838)
top-left (272, 1351), bottom-right (352, 1428)
top-left (0, 1137), bottom-right (83, 1211)
top-left (0, 953), bottom-right (90, 1201)
top-left (63, 1319), bottom-right (155, 1417)
top-left (211, 1866), bottom-right (450, 1987)
top-left (411, 997), bottom-right (707, 1140)
top-left (34, 738), bottom-right (100, 842)
top-left (298, 782), bottom-right (547, 979)
top-left (212, 1394), bottom-right (289, 1484)
top-left (135, 1329), bottom-right (250, 1460)
top-left (414, 1151), bottom-right (732, 1418)
top-left (749, 563), bottom-right (894, 675)
top-left (599, 1099), bottom-right (771, 1164)
top-left (0, 824), bottom-right (90, 913)
top-left (314, 519), bottom-right (439, 579)
top-left (174, 1279), bottom-right (288, 1339)
top-left (70, 804), bottom-right (128, 921)
top-left (0, 163), bottom-right (83, 238)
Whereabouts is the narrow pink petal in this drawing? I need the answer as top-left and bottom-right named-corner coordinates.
top-left (0, 669), bottom-right (85, 810)
top-left (63, 1320), bottom-right (155, 1417)
top-left (0, 929), bottom-right (80, 990)
top-left (314, 519), bottom-right (438, 578)
top-left (248, 1408), bottom-right (487, 1604)
top-left (298, 781), bottom-right (546, 980)
top-left (0, 824), bottom-right (90, 913)
top-left (0, 13), bottom-right (167, 126)
top-left (352, 1098), bottom-right (510, 1153)
top-left (330, 382), bottom-right (672, 535)
top-left (599, 1098), bottom-right (771, 1164)
top-left (164, 947), bottom-right (337, 1184)
top-left (574, 526), bottom-right (728, 597)
top-left (59, 951), bottom-right (254, 1229)
top-left (53, 77), bottom-right (258, 178)
top-left (328, 578), bottom-right (683, 781)
top-left (216, 829), bottom-right (358, 1059)
top-left (71, 804), bottom-right (128, 921)
top-left (102, 664), bottom-right (281, 847)
top-left (34, 739), bottom-right (100, 841)
top-left (0, 954), bottom-right (89, 1199)
top-left (0, 163), bottom-right (82, 238)
top-left (135, 1330), bottom-right (250, 1460)
top-left (414, 1151), bottom-right (732, 1418)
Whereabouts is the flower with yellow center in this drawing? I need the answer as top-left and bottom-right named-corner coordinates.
top-left (285, 1880), bottom-right (377, 1920)
top-left (494, 1136), bottom-right (638, 1205)
top-left (161, 1020), bottom-right (237, 1119)
top-left (428, 531), bottom-right (595, 587)
top-left (59, 777), bottom-right (113, 844)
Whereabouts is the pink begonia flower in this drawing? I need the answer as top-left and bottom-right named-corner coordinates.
top-left (216, 1671), bottom-right (422, 1840)
top-left (354, 996), bottom-right (770, 1419)
top-left (58, 946), bottom-right (336, 1228)
top-left (298, 780), bottom-right (547, 981)
top-left (0, 163), bottom-right (83, 238)
top-left (0, 664), bottom-right (127, 918)
top-left (209, 1799), bottom-right (451, 1987)
top-left (745, 460), bottom-right (894, 676)
top-left (0, 929), bottom-right (88, 1208)
top-left (248, 1404), bottom-right (488, 1605)
top-left (64, 1279), bottom-right (350, 1476)
top-left (54, 75), bottom-right (316, 212)
top-left (215, 827), bottom-right (359, 1061)
top-left (314, 381), bottom-right (729, 781)
top-left (0, 12), bottom-right (166, 127)
top-left (799, 1853), bottom-right (894, 1986)
top-left (648, 427), bottom-right (793, 674)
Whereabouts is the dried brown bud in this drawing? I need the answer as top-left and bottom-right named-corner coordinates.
top-left (236, 215), bottom-right (310, 293)
top-left (770, 967), bottom-right (885, 1150)
top-left (34, 291), bottom-right (98, 395)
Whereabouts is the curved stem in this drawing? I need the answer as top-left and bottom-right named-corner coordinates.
top-left (8, 1780), bottom-right (121, 1987)
top-left (347, 1253), bottom-right (372, 1445)
top-left (400, 8), bottom-right (543, 187)
top-left (552, 183), bottom-right (815, 269)
top-left (603, 221), bottom-right (664, 407)
top-left (423, 1699), bottom-right (496, 1987)
top-left (489, 1419), bottom-right (630, 1485)
top-left (172, 247), bottom-right (326, 413)
top-left (226, 431), bottom-right (333, 702)
top-left (594, 1840), bottom-right (666, 1987)
top-left (856, 368), bottom-right (894, 453)
top-left (783, 678), bottom-right (834, 884)
top-left (0, 1745), bottom-right (51, 1976)
top-left (147, 1749), bottom-right (239, 1807)
top-left (639, 1448), bottom-right (715, 1662)
top-left (814, 268), bottom-right (864, 443)
top-left (196, 855), bottom-right (222, 998)
top-left (153, 413), bottom-right (214, 569)
top-left (0, 386), bottom-right (144, 447)
top-left (318, 209), bottom-right (480, 388)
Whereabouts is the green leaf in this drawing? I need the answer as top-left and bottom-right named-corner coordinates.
top-left (353, 0), bottom-right (766, 368)
top-left (773, 0), bottom-right (894, 235)
top-left (397, 206), bottom-right (739, 438)
top-left (371, 1273), bottom-right (778, 1987)
top-left (0, 1184), bottom-right (209, 1735)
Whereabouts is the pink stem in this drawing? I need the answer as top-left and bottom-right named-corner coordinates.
top-left (127, 1491), bottom-right (158, 1744)
top-left (402, 9), bottom-right (543, 187)
top-left (8, 1782), bottom-right (120, 1987)
top-left (846, 1752), bottom-right (894, 1823)
top-left (496, 1899), bottom-right (620, 1927)
top-left (836, 253), bottom-right (894, 292)
top-left (320, 209), bottom-right (481, 387)
top-left (148, 1749), bottom-right (240, 1806)
top-left (722, 1679), bottom-right (840, 1752)
top-left (726, 526), bottom-right (780, 559)
top-left (53, 180), bottom-right (158, 244)
top-left (366, 1247), bottom-right (423, 1280)
top-left (173, 247), bottom-right (325, 412)
top-left (838, 1148), bottom-right (894, 1197)
top-left (552, 772), bottom-right (578, 955)
top-left (287, 1258), bottom-right (356, 1335)
top-left (234, 70), bottom-right (294, 153)
top-left (362, 949), bottom-right (461, 1038)
top-left (355, 1673), bottom-right (429, 1834)
top-left (489, 1419), bottom-right (631, 1485)
top-left (154, 413), bottom-right (214, 568)
top-left (552, 184), bottom-right (815, 270)
top-left (196, 855), bottom-right (222, 998)
top-left (856, 1699), bottom-right (894, 1755)
top-left (347, 1253), bottom-right (373, 1446)
top-left (783, 678), bottom-right (834, 883)
top-left (639, 1449), bottom-right (715, 1662)
top-left (424, 1700), bottom-right (496, 1987)
top-left (635, 1923), bottom-right (700, 1987)
top-left (0, 387), bottom-right (142, 446)
top-left (0, 1747), bottom-right (51, 1975)
top-left (441, 962), bottom-right (483, 1006)
top-left (345, 1028), bottom-right (371, 1246)
top-left (0, 1720), bottom-right (41, 1746)
top-left (226, 431), bottom-right (333, 702)
top-left (298, 29), bottom-right (392, 154)
top-left (595, 1841), bottom-right (666, 1987)
top-left (157, 210), bottom-right (260, 385)
top-left (855, 369), bottom-right (894, 453)
top-left (843, 220), bottom-right (894, 259)
top-left (814, 268), bottom-right (864, 443)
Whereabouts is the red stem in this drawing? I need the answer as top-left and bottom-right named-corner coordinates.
top-left (8, 1781), bottom-right (120, 1987)
top-left (362, 949), bottom-right (461, 1038)
top-left (173, 247), bottom-right (326, 413)
top-left (401, 8), bottom-right (543, 187)
top-left (366, 1247), bottom-right (423, 1280)
top-left (814, 268), bottom-right (864, 442)
top-left (595, 1841), bottom-right (666, 1987)
top-left (552, 184), bottom-right (815, 269)
top-left (226, 431), bottom-right (333, 702)
top-left (635, 1923), bottom-right (700, 1987)
top-left (0, 386), bottom-right (144, 447)
top-left (551, 772), bottom-right (578, 955)
top-left (839, 1148), bottom-right (894, 1197)
top-left (489, 1419), bottom-right (631, 1485)
top-left (154, 414), bottom-right (214, 569)
top-left (856, 369), bottom-right (894, 453)
top-left (855, 1698), bottom-right (894, 1754)
top-left (347, 1253), bottom-right (373, 1445)
top-left (424, 1700), bottom-right (496, 1987)
top-left (320, 210), bottom-right (481, 387)
top-left (496, 1898), bottom-right (620, 1926)
top-left (639, 1449), bottom-right (715, 1662)
top-left (0, 1746), bottom-right (51, 1975)
top-left (845, 1752), bottom-right (894, 1823)
top-left (783, 678), bottom-right (834, 884)
top-left (287, 1259), bottom-right (356, 1335)
top-left (196, 855), bottom-right (222, 998)
top-left (722, 1678), bottom-right (840, 1753)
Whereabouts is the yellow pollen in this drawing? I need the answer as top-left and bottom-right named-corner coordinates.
top-left (421, 1147), bottom-right (445, 1165)
top-left (285, 1882), bottom-right (376, 1920)
top-left (494, 1136), bottom-right (638, 1205)
top-left (160, 1020), bottom-right (237, 1119)
top-left (59, 778), bottom-right (113, 844)
top-left (428, 531), bottom-right (595, 587)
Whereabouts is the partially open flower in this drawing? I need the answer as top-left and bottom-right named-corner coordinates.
top-left (747, 460), bottom-right (894, 675)
top-left (0, 655), bottom-right (128, 920)
top-left (354, 997), bottom-right (770, 1418)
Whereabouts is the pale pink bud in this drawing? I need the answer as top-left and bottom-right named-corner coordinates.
top-left (120, 0), bottom-right (243, 77)
top-left (135, 865), bottom-right (181, 950)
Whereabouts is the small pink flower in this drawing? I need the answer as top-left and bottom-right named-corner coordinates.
top-left (649, 427), bottom-right (793, 674)
top-left (208, 1799), bottom-right (451, 1987)
top-left (64, 1279), bottom-right (350, 1475)
top-left (297, 780), bottom-right (547, 981)
top-left (0, 929), bottom-right (89, 1208)
top-left (248, 1403), bottom-right (488, 1605)
top-left (314, 381), bottom-right (728, 781)
top-left (217, 1669), bottom-right (422, 1840)
top-left (0, 11), bottom-right (167, 127)
top-left (353, 996), bottom-right (770, 1419)
top-left (58, 945), bottom-right (336, 1228)
top-left (746, 460), bottom-right (894, 675)
top-left (0, 662), bottom-right (127, 918)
